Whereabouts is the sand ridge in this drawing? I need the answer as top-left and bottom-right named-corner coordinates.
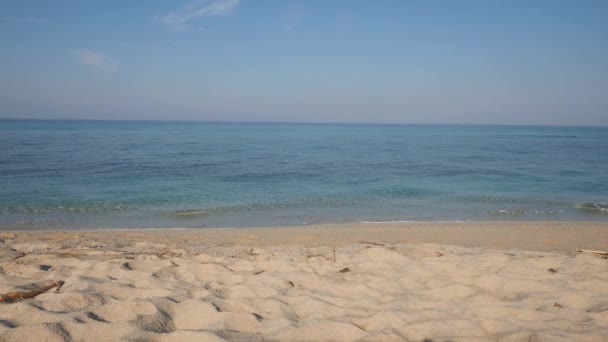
top-left (1, 227), bottom-right (608, 341)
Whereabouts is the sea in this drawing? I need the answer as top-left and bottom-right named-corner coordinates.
top-left (1, 119), bottom-right (607, 230)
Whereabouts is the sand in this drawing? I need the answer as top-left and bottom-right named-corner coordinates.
top-left (1, 221), bottom-right (608, 341)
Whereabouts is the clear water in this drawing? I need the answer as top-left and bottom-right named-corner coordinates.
top-left (1, 119), bottom-right (607, 230)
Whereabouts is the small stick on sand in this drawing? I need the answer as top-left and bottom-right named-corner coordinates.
top-left (435, 251), bottom-right (445, 257)
top-left (12, 252), bottom-right (27, 260)
top-left (358, 241), bottom-right (385, 247)
top-left (246, 249), bottom-right (260, 256)
top-left (576, 249), bottom-right (608, 255)
top-left (0, 280), bottom-right (65, 304)
top-left (351, 321), bottom-right (367, 331)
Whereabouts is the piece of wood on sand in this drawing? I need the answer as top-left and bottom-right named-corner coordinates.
top-left (0, 280), bottom-right (65, 304)
top-left (576, 249), bottom-right (608, 256)
top-left (358, 241), bottom-right (385, 247)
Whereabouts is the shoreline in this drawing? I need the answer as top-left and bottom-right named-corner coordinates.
top-left (4, 220), bottom-right (608, 253)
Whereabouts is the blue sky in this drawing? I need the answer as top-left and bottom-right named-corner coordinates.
top-left (1, 0), bottom-right (607, 125)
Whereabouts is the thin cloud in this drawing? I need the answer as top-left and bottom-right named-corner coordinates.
top-left (156, 0), bottom-right (240, 32)
top-left (74, 49), bottom-right (118, 73)
top-left (1, 17), bottom-right (49, 24)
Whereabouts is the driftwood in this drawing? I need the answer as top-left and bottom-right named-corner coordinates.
top-left (0, 280), bottom-right (65, 303)
top-left (576, 249), bottom-right (608, 256)
top-left (358, 241), bottom-right (385, 247)
top-left (351, 321), bottom-right (367, 331)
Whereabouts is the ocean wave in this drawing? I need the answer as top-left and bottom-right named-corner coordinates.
top-left (457, 195), bottom-right (518, 204)
top-left (365, 186), bottom-right (441, 198)
top-left (163, 187), bottom-right (439, 219)
top-left (488, 209), bottom-right (555, 216)
top-left (458, 195), bottom-right (571, 207)
top-left (575, 203), bottom-right (608, 214)
top-left (0, 219), bottom-right (62, 229)
top-left (163, 199), bottom-right (348, 218)
top-left (163, 209), bottom-right (210, 218)
top-left (0, 203), bottom-right (133, 215)
top-left (220, 171), bottom-right (321, 182)
top-left (493, 134), bottom-right (577, 139)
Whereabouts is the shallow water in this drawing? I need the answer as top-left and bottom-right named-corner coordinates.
top-left (1, 119), bottom-right (607, 229)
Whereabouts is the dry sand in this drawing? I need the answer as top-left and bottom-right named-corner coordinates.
top-left (1, 221), bottom-right (607, 341)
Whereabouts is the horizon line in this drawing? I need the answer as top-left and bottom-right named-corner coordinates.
top-left (0, 116), bottom-right (606, 129)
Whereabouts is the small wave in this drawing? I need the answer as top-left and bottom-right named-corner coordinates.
top-left (162, 204), bottom-right (278, 218)
top-left (459, 195), bottom-right (571, 207)
top-left (0, 219), bottom-right (62, 229)
top-left (575, 203), bottom-right (608, 214)
top-left (164, 209), bottom-right (210, 218)
top-left (457, 195), bottom-right (518, 204)
top-left (0, 203), bottom-right (133, 215)
top-left (365, 186), bottom-right (441, 198)
top-left (488, 209), bottom-right (555, 216)
top-left (162, 196), bottom-right (367, 218)
top-left (221, 171), bottom-right (320, 182)
top-left (493, 134), bottom-right (577, 139)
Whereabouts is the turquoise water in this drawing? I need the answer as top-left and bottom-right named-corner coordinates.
top-left (1, 119), bottom-right (607, 229)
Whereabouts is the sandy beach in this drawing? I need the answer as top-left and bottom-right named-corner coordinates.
top-left (1, 221), bottom-right (608, 341)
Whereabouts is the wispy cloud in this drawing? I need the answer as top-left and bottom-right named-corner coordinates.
top-left (74, 49), bottom-right (118, 72)
top-left (1, 17), bottom-right (49, 24)
top-left (281, 8), bottom-right (304, 31)
top-left (156, 0), bottom-right (240, 32)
